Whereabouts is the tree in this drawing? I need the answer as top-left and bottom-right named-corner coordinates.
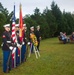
top-left (31, 7), bottom-right (50, 38)
top-left (0, 2), bottom-right (12, 24)
top-left (0, 13), bottom-right (6, 35)
top-left (51, 1), bottom-right (63, 35)
top-left (31, 7), bottom-right (41, 24)
top-left (63, 12), bottom-right (74, 34)
top-left (43, 7), bottom-right (57, 37)
top-left (34, 7), bottom-right (41, 15)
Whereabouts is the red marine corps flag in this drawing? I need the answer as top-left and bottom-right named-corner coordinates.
top-left (19, 3), bottom-right (23, 43)
top-left (19, 3), bottom-right (23, 63)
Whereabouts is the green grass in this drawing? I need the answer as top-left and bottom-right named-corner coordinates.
top-left (0, 38), bottom-right (74, 75)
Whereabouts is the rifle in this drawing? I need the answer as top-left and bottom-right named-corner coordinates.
top-left (17, 45), bottom-right (22, 64)
top-left (6, 50), bottom-right (12, 73)
top-left (23, 44), bottom-right (28, 62)
top-left (28, 43), bottom-right (33, 57)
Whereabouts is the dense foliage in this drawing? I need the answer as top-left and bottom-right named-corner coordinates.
top-left (0, 1), bottom-right (74, 39)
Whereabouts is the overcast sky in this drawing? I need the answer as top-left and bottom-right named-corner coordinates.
top-left (0, 0), bottom-right (74, 18)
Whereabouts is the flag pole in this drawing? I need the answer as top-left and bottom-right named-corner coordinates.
top-left (11, 3), bottom-right (16, 68)
top-left (19, 3), bottom-right (23, 64)
top-left (14, 3), bottom-right (16, 68)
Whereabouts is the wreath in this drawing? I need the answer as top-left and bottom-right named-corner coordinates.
top-left (30, 33), bottom-right (38, 46)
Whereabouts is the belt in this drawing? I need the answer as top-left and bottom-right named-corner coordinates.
top-left (7, 41), bottom-right (11, 43)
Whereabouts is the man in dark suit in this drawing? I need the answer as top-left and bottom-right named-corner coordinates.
top-left (35, 25), bottom-right (41, 51)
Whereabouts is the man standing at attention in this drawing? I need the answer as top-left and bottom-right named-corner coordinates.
top-left (2, 24), bottom-right (13, 73)
top-left (35, 25), bottom-right (41, 51)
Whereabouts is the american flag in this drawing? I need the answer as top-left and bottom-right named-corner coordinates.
top-left (11, 4), bottom-right (16, 68)
top-left (12, 4), bottom-right (16, 43)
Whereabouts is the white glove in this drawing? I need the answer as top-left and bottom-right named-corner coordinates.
top-left (20, 45), bottom-right (22, 48)
top-left (22, 42), bottom-right (25, 45)
top-left (9, 46), bottom-right (13, 50)
top-left (17, 43), bottom-right (20, 47)
top-left (12, 47), bottom-right (16, 54)
top-left (17, 43), bottom-right (22, 48)
top-left (27, 42), bottom-right (30, 45)
top-left (25, 38), bottom-right (27, 40)
top-left (1, 43), bottom-right (3, 47)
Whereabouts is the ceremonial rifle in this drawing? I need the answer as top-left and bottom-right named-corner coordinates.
top-left (6, 50), bottom-right (12, 73)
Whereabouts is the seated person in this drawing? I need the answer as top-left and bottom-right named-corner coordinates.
top-left (61, 32), bottom-right (67, 44)
top-left (63, 32), bottom-right (70, 42)
top-left (70, 32), bottom-right (74, 41)
top-left (59, 32), bottom-right (63, 40)
top-left (60, 32), bottom-right (69, 43)
top-left (72, 32), bottom-right (74, 40)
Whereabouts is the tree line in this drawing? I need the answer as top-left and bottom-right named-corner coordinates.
top-left (0, 1), bottom-right (74, 40)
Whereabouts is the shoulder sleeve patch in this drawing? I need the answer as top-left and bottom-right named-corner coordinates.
top-left (2, 35), bottom-right (6, 38)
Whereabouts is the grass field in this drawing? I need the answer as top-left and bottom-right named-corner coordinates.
top-left (0, 38), bottom-right (74, 75)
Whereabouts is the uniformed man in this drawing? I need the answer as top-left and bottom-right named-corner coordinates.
top-left (21, 24), bottom-right (27, 62)
top-left (35, 25), bottom-right (41, 51)
top-left (2, 24), bottom-right (13, 73)
top-left (28, 26), bottom-right (40, 58)
top-left (28, 26), bottom-right (35, 53)
top-left (15, 24), bottom-right (21, 66)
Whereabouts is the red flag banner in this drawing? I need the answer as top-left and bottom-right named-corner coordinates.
top-left (19, 3), bottom-right (23, 43)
